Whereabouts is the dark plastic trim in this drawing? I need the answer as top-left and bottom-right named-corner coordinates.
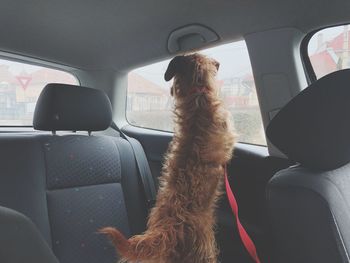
top-left (300, 30), bottom-right (318, 84)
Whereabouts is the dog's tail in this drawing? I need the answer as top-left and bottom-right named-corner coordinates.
top-left (100, 227), bottom-right (166, 262)
top-left (99, 227), bottom-right (131, 257)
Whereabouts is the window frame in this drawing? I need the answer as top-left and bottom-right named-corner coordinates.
top-left (0, 55), bottom-right (80, 128)
top-left (301, 23), bottom-right (350, 84)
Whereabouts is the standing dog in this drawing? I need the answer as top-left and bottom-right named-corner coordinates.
top-left (101, 53), bottom-right (235, 263)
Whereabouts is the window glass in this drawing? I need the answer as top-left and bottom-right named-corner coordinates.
top-left (308, 24), bottom-right (350, 78)
top-left (127, 41), bottom-right (266, 145)
top-left (0, 59), bottom-right (78, 126)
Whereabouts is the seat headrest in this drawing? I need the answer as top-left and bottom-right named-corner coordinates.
top-left (266, 69), bottom-right (350, 171)
top-left (33, 83), bottom-right (112, 132)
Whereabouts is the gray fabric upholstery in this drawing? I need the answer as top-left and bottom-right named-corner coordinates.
top-left (47, 184), bottom-right (130, 263)
top-left (0, 82), bottom-right (149, 262)
top-left (42, 134), bottom-right (133, 263)
top-left (267, 165), bottom-right (350, 262)
top-left (0, 206), bottom-right (59, 263)
top-left (115, 138), bottom-right (148, 235)
top-left (43, 135), bottom-right (121, 189)
top-left (33, 84), bottom-right (112, 132)
top-left (0, 133), bottom-right (148, 263)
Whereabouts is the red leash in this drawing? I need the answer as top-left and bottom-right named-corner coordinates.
top-left (224, 164), bottom-right (261, 263)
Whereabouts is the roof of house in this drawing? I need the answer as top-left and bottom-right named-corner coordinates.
top-left (328, 29), bottom-right (350, 51)
top-left (310, 49), bottom-right (338, 77)
top-left (30, 68), bottom-right (77, 85)
top-left (128, 72), bottom-right (168, 95)
top-left (309, 28), bottom-right (349, 77)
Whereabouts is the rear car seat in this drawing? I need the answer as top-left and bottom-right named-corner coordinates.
top-left (0, 83), bottom-right (149, 263)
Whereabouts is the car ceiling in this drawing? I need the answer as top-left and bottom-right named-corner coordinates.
top-left (0, 0), bottom-right (349, 71)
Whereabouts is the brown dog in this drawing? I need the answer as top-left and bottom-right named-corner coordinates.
top-left (101, 53), bottom-right (235, 263)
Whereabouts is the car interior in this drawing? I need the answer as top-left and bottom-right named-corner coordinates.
top-left (0, 0), bottom-right (350, 263)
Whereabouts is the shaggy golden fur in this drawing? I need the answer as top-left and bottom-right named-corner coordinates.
top-left (101, 53), bottom-right (235, 263)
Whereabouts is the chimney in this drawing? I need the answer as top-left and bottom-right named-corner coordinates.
top-left (317, 33), bottom-right (324, 50)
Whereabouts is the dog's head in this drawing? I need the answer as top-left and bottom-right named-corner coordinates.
top-left (164, 53), bottom-right (219, 97)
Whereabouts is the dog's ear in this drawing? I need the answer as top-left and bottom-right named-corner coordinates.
top-left (164, 56), bottom-right (185, 81)
top-left (214, 60), bottom-right (220, 71)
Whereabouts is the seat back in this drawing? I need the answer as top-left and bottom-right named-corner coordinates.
top-left (0, 206), bottom-right (59, 263)
top-left (0, 84), bottom-right (149, 263)
top-left (266, 69), bottom-right (350, 263)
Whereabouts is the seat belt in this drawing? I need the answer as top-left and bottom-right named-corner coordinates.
top-left (224, 164), bottom-right (261, 263)
top-left (111, 122), bottom-right (157, 208)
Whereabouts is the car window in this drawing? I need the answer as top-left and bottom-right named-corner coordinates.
top-left (127, 41), bottom-right (266, 145)
top-left (0, 59), bottom-right (78, 126)
top-left (308, 24), bottom-right (350, 78)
